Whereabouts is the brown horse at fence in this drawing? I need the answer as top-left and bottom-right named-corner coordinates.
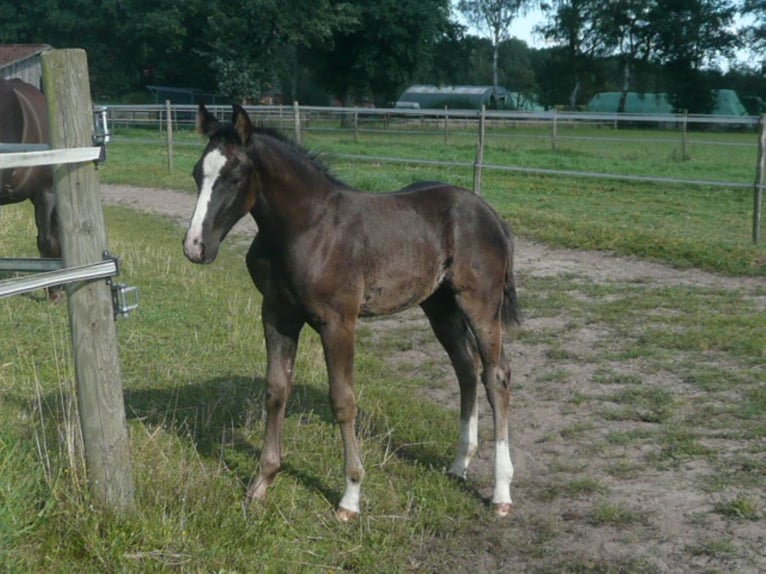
top-left (0, 78), bottom-right (60, 298)
top-left (183, 104), bottom-right (521, 520)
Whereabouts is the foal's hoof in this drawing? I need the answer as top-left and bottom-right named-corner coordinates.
top-left (494, 502), bottom-right (513, 517)
top-left (335, 506), bottom-right (358, 522)
top-left (247, 476), bottom-right (271, 503)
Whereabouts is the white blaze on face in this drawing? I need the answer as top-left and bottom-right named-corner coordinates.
top-left (184, 149), bottom-right (227, 260)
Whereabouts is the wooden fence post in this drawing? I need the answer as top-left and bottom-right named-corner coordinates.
top-left (473, 106), bottom-right (486, 195)
top-left (444, 105), bottom-right (449, 146)
top-left (165, 99), bottom-right (174, 172)
top-left (551, 107), bottom-right (558, 151)
top-left (41, 49), bottom-right (135, 511)
top-left (293, 101), bottom-right (301, 144)
top-left (681, 110), bottom-right (689, 161)
top-left (754, 114), bottom-right (765, 244)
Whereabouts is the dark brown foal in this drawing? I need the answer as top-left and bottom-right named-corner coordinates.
top-left (183, 104), bottom-right (520, 519)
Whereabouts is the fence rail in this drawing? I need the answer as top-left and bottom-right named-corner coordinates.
top-left (101, 102), bottom-right (764, 242)
top-left (104, 102), bottom-right (761, 130)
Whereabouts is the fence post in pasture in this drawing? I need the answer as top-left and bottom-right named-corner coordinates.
top-left (444, 106), bottom-right (449, 146)
top-left (473, 105), bottom-right (486, 195)
top-left (681, 110), bottom-right (689, 161)
top-left (165, 100), bottom-right (174, 172)
top-left (753, 114), bottom-right (766, 243)
top-left (293, 101), bottom-right (301, 145)
top-left (353, 110), bottom-right (359, 143)
top-left (41, 49), bottom-right (135, 512)
top-left (551, 107), bottom-right (558, 151)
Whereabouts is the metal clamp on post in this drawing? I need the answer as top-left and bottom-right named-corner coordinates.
top-left (103, 251), bottom-right (140, 318)
top-left (92, 105), bottom-right (110, 164)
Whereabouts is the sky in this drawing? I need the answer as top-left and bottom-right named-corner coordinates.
top-left (462, 5), bottom-right (757, 71)
top-left (508, 7), bottom-right (546, 47)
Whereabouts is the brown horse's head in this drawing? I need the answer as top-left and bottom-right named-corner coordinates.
top-left (183, 104), bottom-right (258, 264)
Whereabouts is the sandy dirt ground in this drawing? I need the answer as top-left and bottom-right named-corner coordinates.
top-left (101, 184), bottom-right (765, 573)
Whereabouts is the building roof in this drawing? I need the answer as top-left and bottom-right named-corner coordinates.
top-left (397, 84), bottom-right (513, 109)
top-left (0, 44), bottom-right (51, 68)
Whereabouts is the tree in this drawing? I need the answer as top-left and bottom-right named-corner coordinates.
top-left (497, 38), bottom-right (538, 103)
top-left (308, 0), bottom-right (451, 105)
top-left (742, 0), bottom-right (766, 56)
top-left (458, 0), bottom-right (531, 101)
top-left (538, 0), bottom-right (608, 107)
top-left (417, 22), bottom-right (474, 86)
top-left (648, 0), bottom-right (738, 113)
top-left (115, 0), bottom-right (211, 90)
top-left (203, 0), bottom-right (356, 103)
top-left (596, 1), bottom-right (655, 112)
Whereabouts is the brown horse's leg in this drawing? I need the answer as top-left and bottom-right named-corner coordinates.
top-left (458, 294), bottom-right (514, 517)
top-left (30, 190), bottom-right (63, 300)
top-left (247, 302), bottom-right (303, 503)
top-left (421, 290), bottom-right (481, 480)
top-left (319, 318), bottom-right (363, 521)
top-left (31, 189), bottom-right (59, 258)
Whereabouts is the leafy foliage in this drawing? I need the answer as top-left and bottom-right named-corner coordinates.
top-left (0, 0), bottom-right (763, 107)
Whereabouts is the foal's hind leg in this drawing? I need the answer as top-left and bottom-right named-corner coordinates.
top-left (318, 317), bottom-right (364, 521)
top-left (457, 294), bottom-right (514, 517)
top-left (421, 290), bottom-right (481, 480)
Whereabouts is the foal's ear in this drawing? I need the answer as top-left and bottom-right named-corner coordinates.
top-left (196, 103), bottom-right (219, 136)
top-left (232, 104), bottom-right (253, 144)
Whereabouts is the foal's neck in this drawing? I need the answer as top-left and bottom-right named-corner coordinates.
top-left (252, 135), bottom-right (339, 232)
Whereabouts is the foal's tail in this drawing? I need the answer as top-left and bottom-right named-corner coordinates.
top-left (501, 220), bottom-right (522, 328)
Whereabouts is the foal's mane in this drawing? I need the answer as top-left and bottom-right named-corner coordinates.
top-left (218, 119), bottom-right (345, 186)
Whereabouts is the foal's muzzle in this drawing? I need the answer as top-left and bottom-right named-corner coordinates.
top-left (183, 232), bottom-right (216, 264)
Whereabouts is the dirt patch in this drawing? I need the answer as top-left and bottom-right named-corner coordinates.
top-left (101, 184), bottom-right (765, 573)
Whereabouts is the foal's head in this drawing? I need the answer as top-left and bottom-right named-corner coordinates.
top-left (183, 104), bottom-right (257, 264)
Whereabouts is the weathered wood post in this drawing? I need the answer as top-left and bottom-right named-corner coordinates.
top-left (754, 114), bottom-right (765, 244)
top-left (41, 49), bottom-right (135, 511)
top-left (293, 101), bottom-right (302, 144)
top-left (473, 105), bottom-right (486, 195)
top-left (165, 99), bottom-right (174, 172)
top-left (443, 105), bottom-right (449, 146)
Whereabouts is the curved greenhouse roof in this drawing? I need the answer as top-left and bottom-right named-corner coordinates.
top-left (396, 85), bottom-right (513, 110)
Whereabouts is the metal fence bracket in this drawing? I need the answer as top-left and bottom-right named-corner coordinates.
top-left (0, 251), bottom-right (139, 318)
top-left (103, 251), bottom-right (139, 318)
top-left (110, 282), bottom-right (140, 317)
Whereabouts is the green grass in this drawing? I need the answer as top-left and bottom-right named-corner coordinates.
top-left (101, 123), bottom-right (766, 276)
top-left (0, 204), bottom-right (478, 572)
top-left (2, 122), bottom-right (765, 570)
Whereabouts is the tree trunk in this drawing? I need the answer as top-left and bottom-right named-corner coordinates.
top-left (618, 57), bottom-right (632, 114)
top-left (568, 80), bottom-right (580, 109)
top-left (492, 26), bottom-right (500, 106)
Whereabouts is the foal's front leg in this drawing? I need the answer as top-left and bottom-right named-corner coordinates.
top-left (247, 303), bottom-right (303, 503)
top-left (319, 318), bottom-right (364, 521)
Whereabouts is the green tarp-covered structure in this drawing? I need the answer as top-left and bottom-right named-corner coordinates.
top-left (587, 92), bottom-right (673, 114)
top-left (587, 90), bottom-right (749, 116)
top-left (713, 89), bottom-right (749, 115)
